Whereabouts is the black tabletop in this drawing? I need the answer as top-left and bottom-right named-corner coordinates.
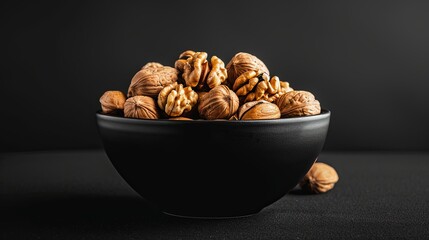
top-left (1, 150), bottom-right (428, 240)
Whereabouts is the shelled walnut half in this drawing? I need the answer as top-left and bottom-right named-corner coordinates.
top-left (232, 70), bottom-right (293, 104)
top-left (157, 82), bottom-right (198, 117)
top-left (175, 50), bottom-right (227, 91)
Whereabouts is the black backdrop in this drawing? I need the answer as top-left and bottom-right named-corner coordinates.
top-left (1, 0), bottom-right (429, 152)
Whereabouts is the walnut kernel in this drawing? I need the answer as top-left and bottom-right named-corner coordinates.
top-left (157, 82), bottom-right (198, 117)
top-left (177, 50), bottom-right (227, 90)
top-left (169, 116), bottom-right (193, 120)
top-left (233, 70), bottom-right (292, 104)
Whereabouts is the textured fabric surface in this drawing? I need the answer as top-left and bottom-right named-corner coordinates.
top-left (1, 150), bottom-right (428, 239)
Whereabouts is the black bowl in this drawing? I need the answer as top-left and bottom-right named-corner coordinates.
top-left (96, 109), bottom-right (330, 218)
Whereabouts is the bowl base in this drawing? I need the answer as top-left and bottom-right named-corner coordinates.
top-left (162, 210), bottom-right (261, 220)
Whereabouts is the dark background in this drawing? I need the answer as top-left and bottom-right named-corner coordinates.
top-left (1, 0), bottom-right (429, 153)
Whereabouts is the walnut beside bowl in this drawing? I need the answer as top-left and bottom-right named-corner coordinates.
top-left (95, 109), bottom-right (331, 218)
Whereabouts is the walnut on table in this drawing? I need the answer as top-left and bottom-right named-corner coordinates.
top-left (299, 162), bottom-right (339, 193)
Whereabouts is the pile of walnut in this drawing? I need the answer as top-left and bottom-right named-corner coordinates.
top-left (99, 51), bottom-right (322, 120)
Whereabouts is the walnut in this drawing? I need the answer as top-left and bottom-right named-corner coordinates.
top-left (232, 70), bottom-right (293, 104)
top-left (299, 162), bottom-right (339, 194)
top-left (236, 100), bottom-right (281, 120)
top-left (197, 91), bottom-right (209, 101)
top-left (124, 95), bottom-right (160, 119)
top-left (169, 116), bottom-right (193, 120)
top-left (157, 82), bottom-right (198, 117)
top-left (206, 56), bottom-right (228, 89)
top-left (225, 52), bottom-right (270, 87)
top-left (127, 63), bottom-right (179, 98)
top-left (99, 90), bottom-right (127, 114)
top-left (275, 90), bottom-right (321, 118)
top-left (141, 62), bottom-right (164, 70)
top-left (198, 85), bottom-right (239, 120)
top-left (181, 51), bottom-right (209, 89)
top-left (174, 50), bottom-right (196, 72)
top-left (176, 50), bottom-right (227, 90)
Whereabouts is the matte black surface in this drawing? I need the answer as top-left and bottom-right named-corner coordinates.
top-left (2, 1), bottom-right (429, 152)
top-left (1, 150), bottom-right (428, 239)
top-left (95, 110), bottom-right (330, 217)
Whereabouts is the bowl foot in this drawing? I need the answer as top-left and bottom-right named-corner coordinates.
top-left (162, 210), bottom-right (261, 220)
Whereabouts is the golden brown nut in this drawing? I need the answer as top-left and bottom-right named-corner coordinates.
top-left (99, 90), bottom-right (127, 114)
top-left (168, 116), bottom-right (193, 120)
top-left (176, 50), bottom-right (228, 90)
top-left (299, 162), bottom-right (339, 194)
top-left (182, 51), bottom-right (210, 89)
top-left (197, 91), bottom-right (209, 101)
top-left (141, 62), bottom-right (164, 70)
top-left (233, 70), bottom-right (293, 104)
top-left (124, 95), bottom-right (160, 119)
top-left (236, 100), bottom-right (281, 120)
top-left (198, 85), bottom-right (239, 120)
top-left (275, 90), bottom-right (321, 118)
top-left (127, 64), bottom-right (179, 98)
top-left (206, 56), bottom-right (228, 89)
top-left (225, 52), bottom-right (270, 87)
top-left (174, 50), bottom-right (196, 71)
top-left (157, 82), bottom-right (198, 117)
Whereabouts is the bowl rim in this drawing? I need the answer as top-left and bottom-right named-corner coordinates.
top-left (96, 109), bottom-right (330, 125)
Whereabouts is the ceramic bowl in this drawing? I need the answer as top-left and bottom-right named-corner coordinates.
top-left (95, 109), bottom-right (330, 218)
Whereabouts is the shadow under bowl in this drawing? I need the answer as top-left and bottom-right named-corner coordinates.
top-left (95, 109), bottom-right (331, 218)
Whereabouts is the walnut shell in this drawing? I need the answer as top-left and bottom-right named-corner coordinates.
top-left (236, 100), bottom-right (281, 120)
top-left (157, 82), bottom-right (198, 117)
top-left (99, 90), bottom-right (126, 114)
top-left (127, 64), bottom-right (179, 98)
top-left (198, 85), bottom-right (239, 120)
top-left (141, 62), bottom-right (164, 70)
top-left (275, 90), bottom-right (321, 118)
top-left (124, 96), bottom-right (160, 119)
top-left (299, 162), bottom-right (339, 193)
top-left (226, 52), bottom-right (270, 87)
